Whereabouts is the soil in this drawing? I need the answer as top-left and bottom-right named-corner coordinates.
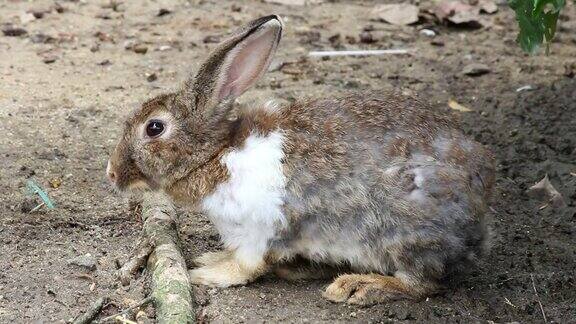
top-left (1, 0), bottom-right (575, 323)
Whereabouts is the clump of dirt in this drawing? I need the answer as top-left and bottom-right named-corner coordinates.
top-left (0, 0), bottom-right (574, 323)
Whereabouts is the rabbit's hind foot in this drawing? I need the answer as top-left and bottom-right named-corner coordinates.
top-left (323, 273), bottom-right (435, 305)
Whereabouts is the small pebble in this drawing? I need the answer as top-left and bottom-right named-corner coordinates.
top-left (462, 63), bottom-right (491, 76)
top-left (419, 29), bottom-right (436, 37)
top-left (53, 3), bottom-right (66, 13)
top-left (29, 9), bottom-right (49, 19)
top-left (146, 73), bottom-right (158, 82)
top-left (297, 30), bottom-right (320, 44)
top-left (2, 25), bottom-right (28, 37)
top-left (563, 62), bottom-right (575, 78)
top-left (42, 55), bottom-right (58, 64)
top-left (363, 24), bottom-right (375, 32)
top-left (157, 8), bottom-right (172, 17)
top-left (30, 33), bottom-right (55, 44)
top-left (95, 11), bottom-right (111, 19)
top-left (431, 39), bottom-right (444, 46)
top-left (97, 59), bottom-right (112, 66)
top-left (68, 254), bottom-right (97, 271)
top-left (19, 13), bottom-right (37, 24)
top-left (95, 31), bottom-right (113, 42)
top-left (359, 31), bottom-right (376, 44)
top-left (132, 44), bottom-right (148, 54)
top-left (328, 33), bottom-right (341, 47)
top-left (203, 35), bottom-right (221, 44)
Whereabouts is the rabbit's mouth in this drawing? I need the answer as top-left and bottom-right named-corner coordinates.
top-left (115, 173), bottom-right (160, 193)
top-left (110, 177), bottom-right (159, 196)
top-left (106, 158), bottom-right (159, 193)
top-left (126, 179), bottom-right (153, 191)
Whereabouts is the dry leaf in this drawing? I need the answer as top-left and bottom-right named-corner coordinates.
top-left (49, 178), bottom-right (62, 188)
top-left (371, 4), bottom-right (420, 26)
top-left (448, 99), bottom-right (472, 112)
top-left (526, 175), bottom-right (566, 209)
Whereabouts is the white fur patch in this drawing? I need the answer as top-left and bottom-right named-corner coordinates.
top-left (201, 131), bottom-right (286, 268)
top-left (413, 167), bottom-right (426, 187)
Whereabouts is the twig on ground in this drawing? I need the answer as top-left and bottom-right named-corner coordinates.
top-left (141, 191), bottom-right (195, 323)
top-left (118, 237), bottom-right (153, 285)
top-left (72, 297), bottom-right (108, 324)
top-left (96, 297), bottom-right (153, 323)
top-left (29, 202), bottom-right (45, 213)
top-left (308, 49), bottom-right (410, 57)
top-left (531, 274), bottom-right (547, 323)
top-left (503, 297), bottom-right (517, 308)
top-left (95, 192), bottom-right (195, 323)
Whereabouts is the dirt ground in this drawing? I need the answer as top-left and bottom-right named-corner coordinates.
top-left (1, 0), bottom-right (575, 323)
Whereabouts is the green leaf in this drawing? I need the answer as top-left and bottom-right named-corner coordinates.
top-left (508, 0), bottom-right (566, 54)
top-left (26, 179), bottom-right (55, 209)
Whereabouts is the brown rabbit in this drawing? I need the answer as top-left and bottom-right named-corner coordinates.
top-left (107, 15), bottom-right (495, 305)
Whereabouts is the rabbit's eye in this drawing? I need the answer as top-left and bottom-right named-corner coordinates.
top-left (146, 120), bottom-right (165, 138)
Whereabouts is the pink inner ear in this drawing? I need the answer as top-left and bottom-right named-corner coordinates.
top-left (219, 27), bottom-right (277, 100)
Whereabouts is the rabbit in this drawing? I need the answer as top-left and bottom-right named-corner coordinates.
top-left (107, 15), bottom-right (496, 305)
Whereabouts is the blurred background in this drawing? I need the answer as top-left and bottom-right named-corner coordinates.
top-left (0, 0), bottom-right (574, 322)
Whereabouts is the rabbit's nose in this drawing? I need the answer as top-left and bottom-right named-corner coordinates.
top-left (106, 160), bottom-right (117, 183)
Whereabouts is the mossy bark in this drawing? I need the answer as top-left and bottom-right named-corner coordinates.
top-left (141, 192), bottom-right (195, 324)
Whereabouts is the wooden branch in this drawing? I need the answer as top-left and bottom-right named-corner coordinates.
top-left (97, 297), bottom-right (153, 323)
top-left (118, 237), bottom-right (153, 286)
top-left (73, 297), bottom-right (108, 324)
top-left (76, 193), bottom-right (194, 323)
top-left (140, 191), bottom-right (195, 323)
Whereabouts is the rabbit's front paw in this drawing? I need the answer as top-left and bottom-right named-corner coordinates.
top-left (323, 274), bottom-right (415, 305)
top-left (193, 250), bottom-right (233, 267)
top-left (189, 258), bottom-right (268, 288)
top-left (188, 265), bottom-right (248, 287)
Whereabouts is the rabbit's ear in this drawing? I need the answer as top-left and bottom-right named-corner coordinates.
top-left (185, 15), bottom-right (283, 116)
